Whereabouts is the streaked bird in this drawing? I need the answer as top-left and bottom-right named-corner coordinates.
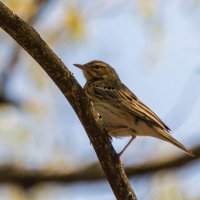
top-left (74, 60), bottom-right (194, 157)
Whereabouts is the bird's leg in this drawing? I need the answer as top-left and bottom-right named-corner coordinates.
top-left (106, 127), bottom-right (135, 156)
top-left (118, 135), bottom-right (136, 157)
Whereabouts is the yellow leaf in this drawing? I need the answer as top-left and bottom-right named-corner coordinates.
top-left (4, 0), bottom-right (37, 20)
top-left (65, 7), bottom-right (85, 38)
top-left (138, 0), bottom-right (158, 18)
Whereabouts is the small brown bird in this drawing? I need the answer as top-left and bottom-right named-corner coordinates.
top-left (74, 60), bottom-right (194, 157)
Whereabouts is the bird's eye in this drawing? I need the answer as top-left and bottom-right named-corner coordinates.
top-left (94, 65), bottom-right (100, 70)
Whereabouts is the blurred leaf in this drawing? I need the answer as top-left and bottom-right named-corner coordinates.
top-left (9, 185), bottom-right (26, 200)
top-left (153, 172), bottom-right (190, 200)
top-left (24, 100), bottom-right (49, 118)
top-left (138, 0), bottom-right (157, 18)
top-left (4, 0), bottom-right (37, 20)
top-left (65, 7), bottom-right (85, 39)
top-left (29, 66), bottom-right (50, 89)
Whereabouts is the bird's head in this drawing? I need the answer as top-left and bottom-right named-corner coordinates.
top-left (74, 60), bottom-right (119, 81)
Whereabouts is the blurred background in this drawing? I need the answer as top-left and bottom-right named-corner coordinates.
top-left (0, 0), bottom-right (200, 199)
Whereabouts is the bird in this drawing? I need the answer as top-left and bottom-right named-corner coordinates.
top-left (74, 60), bottom-right (194, 157)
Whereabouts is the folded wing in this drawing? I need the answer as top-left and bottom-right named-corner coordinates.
top-left (91, 80), bottom-right (170, 132)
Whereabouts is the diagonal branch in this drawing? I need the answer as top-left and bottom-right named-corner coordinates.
top-left (0, 2), bottom-right (137, 200)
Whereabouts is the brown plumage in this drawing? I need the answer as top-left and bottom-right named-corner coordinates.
top-left (74, 60), bottom-right (194, 157)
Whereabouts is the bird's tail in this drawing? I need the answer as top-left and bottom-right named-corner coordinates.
top-left (154, 127), bottom-right (194, 157)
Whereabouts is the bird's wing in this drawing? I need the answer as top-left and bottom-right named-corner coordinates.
top-left (91, 81), bottom-right (170, 131)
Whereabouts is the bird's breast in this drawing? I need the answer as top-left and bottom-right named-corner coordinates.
top-left (93, 102), bottom-right (135, 135)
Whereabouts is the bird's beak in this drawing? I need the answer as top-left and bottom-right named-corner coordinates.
top-left (73, 64), bottom-right (84, 70)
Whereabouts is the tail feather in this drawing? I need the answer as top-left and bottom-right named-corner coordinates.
top-left (155, 128), bottom-right (194, 157)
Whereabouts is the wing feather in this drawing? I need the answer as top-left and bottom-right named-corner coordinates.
top-left (89, 81), bottom-right (170, 131)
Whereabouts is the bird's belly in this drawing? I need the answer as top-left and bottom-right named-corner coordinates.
top-left (95, 103), bottom-right (128, 124)
top-left (94, 103), bottom-right (156, 137)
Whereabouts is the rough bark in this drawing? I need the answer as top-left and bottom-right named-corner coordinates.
top-left (0, 2), bottom-right (137, 200)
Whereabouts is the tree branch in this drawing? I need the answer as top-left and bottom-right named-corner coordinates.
top-left (0, 2), bottom-right (137, 200)
top-left (0, 145), bottom-right (198, 188)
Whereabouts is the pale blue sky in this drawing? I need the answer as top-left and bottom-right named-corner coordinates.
top-left (1, 0), bottom-right (200, 199)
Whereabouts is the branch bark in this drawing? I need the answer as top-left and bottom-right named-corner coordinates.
top-left (0, 2), bottom-right (137, 200)
top-left (0, 145), bottom-right (198, 187)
